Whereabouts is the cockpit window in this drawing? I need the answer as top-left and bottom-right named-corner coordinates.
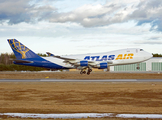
top-left (140, 49), bottom-right (144, 51)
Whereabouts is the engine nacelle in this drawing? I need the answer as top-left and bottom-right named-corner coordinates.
top-left (97, 63), bottom-right (108, 69)
top-left (80, 61), bottom-right (88, 66)
top-left (75, 61), bottom-right (88, 66)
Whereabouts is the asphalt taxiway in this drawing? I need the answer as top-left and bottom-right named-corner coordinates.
top-left (0, 79), bottom-right (162, 82)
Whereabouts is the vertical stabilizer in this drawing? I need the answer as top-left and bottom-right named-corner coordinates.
top-left (8, 39), bottom-right (41, 59)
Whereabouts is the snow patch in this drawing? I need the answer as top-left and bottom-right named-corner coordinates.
top-left (1, 113), bottom-right (162, 119)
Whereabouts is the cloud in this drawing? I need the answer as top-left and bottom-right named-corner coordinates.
top-left (49, 3), bottom-right (125, 27)
top-left (135, 34), bottom-right (162, 44)
top-left (0, 0), bottom-right (31, 24)
top-left (0, 0), bottom-right (56, 24)
top-left (135, 41), bottom-right (162, 45)
top-left (129, 0), bottom-right (162, 31)
top-left (48, 0), bottom-right (162, 31)
top-left (148, 36), bottom-right (161, 40)
top-left (0, 0), bottom-right (162, 32)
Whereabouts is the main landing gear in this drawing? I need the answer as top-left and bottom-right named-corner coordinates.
top-left (80, 68), bottom-right (92, 75)
top-left (87, 68), bottom-right (92, 75)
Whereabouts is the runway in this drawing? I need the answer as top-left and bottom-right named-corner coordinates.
top-left (0, 79), bottom-right (162, 82)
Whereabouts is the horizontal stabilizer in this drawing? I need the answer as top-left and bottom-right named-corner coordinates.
top-left (13, 59), bottom-right (33, 64)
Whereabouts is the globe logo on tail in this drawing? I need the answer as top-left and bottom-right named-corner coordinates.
top-left (8, 39), bottom-right (30, 59)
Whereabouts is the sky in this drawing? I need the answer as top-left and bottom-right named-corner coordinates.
top-left (0, 0), bottom-right (162, 55)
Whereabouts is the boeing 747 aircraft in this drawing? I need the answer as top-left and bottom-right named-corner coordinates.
top-left (8, 39), bottom-right (152, 75)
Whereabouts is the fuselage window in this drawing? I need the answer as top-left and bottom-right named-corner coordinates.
top-left (140, 49), bottom-right (144, 51)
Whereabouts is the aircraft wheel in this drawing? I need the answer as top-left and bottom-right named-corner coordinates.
top-left (136, 67), bottom-right (140, 70)
top-left (87, 72), bottom-right (90, 75)
top-left (80, 71), bottom-right (83, 75)
top-left (89, 69), bottom-right (92, 72)
top-left (83, 71), bottom-right (86, 74)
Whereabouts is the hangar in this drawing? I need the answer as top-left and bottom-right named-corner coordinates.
top-left (110, 57), bottom-right (162, 72)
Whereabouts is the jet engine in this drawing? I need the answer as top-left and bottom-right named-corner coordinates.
top-left (96, 63), bottom-right (108, 69)
top-left (75, 61), bottom-right (88, 66)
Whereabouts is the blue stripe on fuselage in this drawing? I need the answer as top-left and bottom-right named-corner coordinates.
top-left (14, 57), bottom-right (68, 69)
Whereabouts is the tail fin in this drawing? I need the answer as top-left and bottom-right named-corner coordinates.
top-left (8, 39), bottom-right (41, 59)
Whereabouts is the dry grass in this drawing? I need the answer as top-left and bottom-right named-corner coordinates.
top-left (0, 72), bottom-right (162, 120)
top-left (0, 71), bottom-right (162, 79)
top-left (0, 82), bottom-right (162, 114)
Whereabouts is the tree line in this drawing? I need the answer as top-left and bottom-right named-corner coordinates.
top-left (0, 53), bottom-right (47, 71)
top-left (0, 53), bottom-right (161, 71)
top-left (152, 54), bottom-right (162, 57)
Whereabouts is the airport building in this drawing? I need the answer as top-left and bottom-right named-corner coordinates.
top-left (110, 57), bottom-right (162, 72)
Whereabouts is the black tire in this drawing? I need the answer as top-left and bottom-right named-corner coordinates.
top-left (89, 69), bottom-right (92, 72)
top-left (80, 71), bottom-right (83, 74)
top-left (87, 72), bottom-right (90, 75)
top-left (136, 67), bottom-right (140, 70)
top-left (83, 71), bottom-right (86, 74)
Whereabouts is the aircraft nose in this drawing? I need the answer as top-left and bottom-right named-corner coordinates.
top-left (150, 53), bottom-right (153, 58)
top-left (145, 52), bottom-right (153, 60)
top-left (149, 53), bottom-right (153, 58)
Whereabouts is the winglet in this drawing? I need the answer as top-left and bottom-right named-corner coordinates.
top-left (46, 52), bottom-right (54, 56)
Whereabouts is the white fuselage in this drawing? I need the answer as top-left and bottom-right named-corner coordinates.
top-left (43, 48), bottom-right (152, 69)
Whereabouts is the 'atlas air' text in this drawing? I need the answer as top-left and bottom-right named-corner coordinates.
top-left (84, 53), bottom-right (134, 61)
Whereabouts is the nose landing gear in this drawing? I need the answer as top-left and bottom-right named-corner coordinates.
top-left (136, 63), bottom-right (140, 70)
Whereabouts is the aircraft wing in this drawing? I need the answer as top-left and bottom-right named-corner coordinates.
top-left (47, 52), bottom-right (77, 61)
top-left (46, 52), bottom-right (85, 64)
top-left (51, 55), bottom-right (76, 61)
